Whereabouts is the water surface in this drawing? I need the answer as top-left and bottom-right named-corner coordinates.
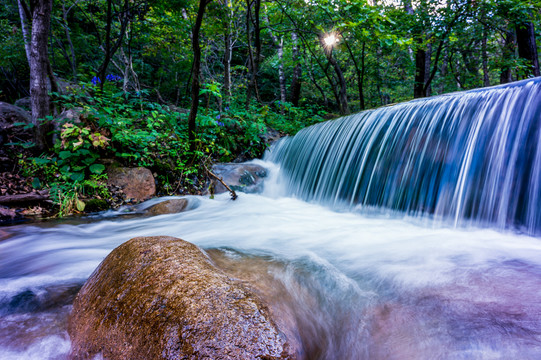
top-left (1, 171), bottom-right (541, 358)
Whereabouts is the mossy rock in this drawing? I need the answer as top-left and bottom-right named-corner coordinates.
top-left (84, 199), bottom-right (109, 213)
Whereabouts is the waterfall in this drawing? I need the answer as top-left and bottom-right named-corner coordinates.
top-left (267, 77), bottom-right (541, 234)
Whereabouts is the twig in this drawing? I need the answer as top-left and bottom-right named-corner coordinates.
top-left (203, 164), bottom-right (237, 200)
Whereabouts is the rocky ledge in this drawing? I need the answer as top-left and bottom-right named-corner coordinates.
top-left (68, 236), bottom-right (298, 359)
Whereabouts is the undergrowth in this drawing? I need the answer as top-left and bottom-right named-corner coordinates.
top-left (19, 77), bottom-right (326, 216)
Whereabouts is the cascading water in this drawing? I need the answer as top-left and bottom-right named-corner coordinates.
top-left (1, 79), bottom-right (541, 359)
top-left (267, 77), bottom-right (541, 234)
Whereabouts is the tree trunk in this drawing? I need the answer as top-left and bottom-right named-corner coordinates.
top-left (98, 0), bottom-right (129, 90)
top-left (482, 25), bottom-right (490, 87)
top-left (414, 45), bottom-right (427, 98)
top-left (500, 28), bottom-right (516, 84)
top-left (223, 0), bottom-right (233, 103)
top-left (308, 64), bottom-right (328, 107)
top-left (61, 0), bottom-right (77, 80)
top-left (516, 20), bottom-right (540, 78)
top-left (276, 38), bottom-right (286, 109)
top-left (245, 0), bottom-right (253, 107)
top-left (245, 0), bottom-right (261, 108)
top-left (344, 39), bottom-right (365, 111)
top-left (263, 11), bottom-right (286, 113)
top-left (29, 0), bottom-right (53, 151)
top-left (290, 32), bottom-right (302, 106)
top-left (99, 0), bottom-right (113, 88)
top-left (439, 46), bottom-right (448, 94)
top-left (327, 51), bottom-right (349, 115)
top-left (17, 0), bottom-right (31, 65)
top-left (424, 43), bottom-right (432, 96)
top-left (188, 0), bottom-right (210, 151)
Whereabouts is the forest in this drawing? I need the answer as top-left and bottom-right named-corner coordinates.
top-left (0, 0), bottom-right (540, 217)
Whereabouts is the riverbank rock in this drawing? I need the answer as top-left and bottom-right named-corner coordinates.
top-left (106, 167), bottom-right (155, 203)
top-left (145, 198), bottom-right (188, 216)
top-left (0, 102), bottom-right (32, 146)
top-left (68, 236), bottom-right (298, 360)
top-left (14, 97), bottom-right (31, 111)
top-left (210, 163), bottom-right (268, 195)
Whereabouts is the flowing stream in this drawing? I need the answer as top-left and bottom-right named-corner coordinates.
top-left (2, 78), bottom-right (541, 359)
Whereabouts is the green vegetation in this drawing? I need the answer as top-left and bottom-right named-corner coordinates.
top-left (15, 77), bottom-right (323, 215)
top-left (0, 0), bottom-right (539, 216)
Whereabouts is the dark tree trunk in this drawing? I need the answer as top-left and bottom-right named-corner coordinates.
top-left (308, 63), bottom-right (328, 107)
top-left (482, 25), bottom-right (490, 87)
top-left (516, 21), bottom-right (540, 78)
top-left (245, 0), bottom-right (253, 107)
top-left (263, 11), bottom-right (286, 113)
top-left (327, 51), bottom-right (349, 115)
top-left (414, 45), bottom-right (427, 98)
top-left (188, 0), bottom-right (210, 151)
top-left (98, 0), bottom-right (129, 89)
top-left (290, 32), bottom-right (302, 106)
top-left (359, 42), bottom-right (366, 110)
top-left (246, 0), bottom-right (261, 108)
top-left (424, 43), bottom-right (432, 96)
top-left (500, 28), bottom-right (516, 84)
top-left (99, 0), bottom-right (113, 87)
top-left (344, 38), bottom-right (365, 110)
top-left (29, 0), bottom-right (53, 151)
top-left (223, 0), bottom-right (233, 103)
top-left (61, 0), bottom-right (77, 80)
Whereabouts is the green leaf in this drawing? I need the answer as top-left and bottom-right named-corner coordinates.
top-left (59, 151), bottom-right (72, 159)
top-left (89, 163), bottom-right (105, 174)
top-left (76, 199), bottom-right (86, 212)
top-left (31, 177), bottom-right (41, 189)
top-left (33, 157), bottom-right (50, 165)
top-left (82, 156), bottom-right (98, 165)
top-left (70, 172), bottom-right (85, 182)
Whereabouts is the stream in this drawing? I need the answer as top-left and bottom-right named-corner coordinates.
top-left (2, 161), bottom-right (541, 359)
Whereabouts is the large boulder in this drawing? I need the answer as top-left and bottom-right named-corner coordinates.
top-left (107, 167), bottom-right (156, 203)
top-left (68, 236), bottom-right (298, 359)
top-left (210, 163), bottom-right (268, 195)
top-left (14, 97), bottom-right (31, 112)
top-left (0, 102), bottom-right (32, 146)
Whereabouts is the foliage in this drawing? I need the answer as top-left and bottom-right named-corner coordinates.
top-left (4, 0), bottom-right (541, 216)
top-left (18, 75), bottom-right (323, 215)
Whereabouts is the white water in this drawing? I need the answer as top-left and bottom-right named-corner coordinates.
top-left (267, 78), bottom-right (541, 235)
top-left (1, 161), bottom-right (541, 359)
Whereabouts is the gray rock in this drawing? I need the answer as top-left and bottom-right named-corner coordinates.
top-left (56, 107), bottom-right (83, 124)
top-left (0, 102), bottom-right (32, 145)
top-left (210, 163), bottom-right (268, 195)
top-left (14, 97), bottom-right (31, 111)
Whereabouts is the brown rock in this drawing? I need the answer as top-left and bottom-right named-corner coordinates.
top-left (145, 198), bottom-right (188, 216)
top-left (68, 236), bottom-right (298, 360)
top-left (106, 167), bottom-right (155, 203)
